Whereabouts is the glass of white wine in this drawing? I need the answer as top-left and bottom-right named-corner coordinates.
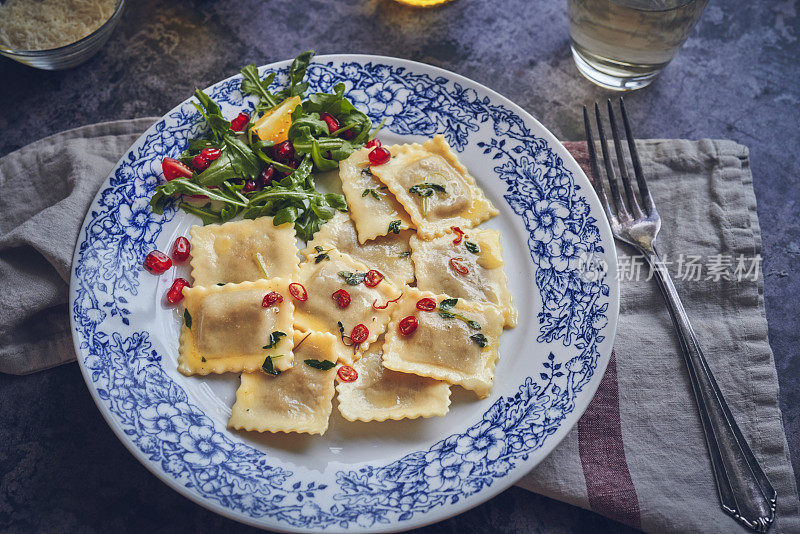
top-left (568, 0), bottom-right (708, 91)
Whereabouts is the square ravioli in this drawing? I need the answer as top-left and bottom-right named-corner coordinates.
top-left (370, 135), bottom-right (498, 240)
top-left (339, 147), bottom-right (414, 243)
top-left (178, 279), bottom-right (295, 376)
top-left (228, 332), bottom-right (340, 435)
top-left (337, 348), bottom-right (451, 422)
top-left (300, 211), bottom-right (415, 286)
top-left (292, 250), bottom-right (402, 360)
top-left (411, 228), bottom-right (517, 327)
top-left (189, 216), bottom-right (299, 286)
top-left (382, 288), bottom-right (504, 398)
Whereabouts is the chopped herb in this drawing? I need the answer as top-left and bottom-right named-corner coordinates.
top-left (388, 220), bottom-right (401, 234)
top-left (338, 271), bottom-right (367, 285)
top-left (362, 188), bottom-right (383, 200)
top-left (201, 356), bottom-right (206, 362)
top-left (470, 333), bottom-right (488, 348)
top-left (261, 356), bottom-right (280, 376)
top-left (304, 359), bottom-right (336, 370)
top-left (397, 251), bottom-right (412, 258)
top-left (361, 167), bottom-right (373, 177)
top-left (464, 241), bottom-right (480, 254)
top-left (216, 283), bottom-right (226, 286)
top-left (408, 182), bottom-right (446, 197)
top-left (313, 246), bottom-right (332, 263)
top-left (183, 309), bottom-right (192, 328)
top-left (337, 320), bottom-right (354, 346)
top-left (263, 331), bottom-right (287, 349)
top-left (436, 299), bottom-right (481, 330)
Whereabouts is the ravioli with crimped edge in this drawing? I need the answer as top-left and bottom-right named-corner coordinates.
top-left (370, 135), bottom-right (498, 240)
top-left (382, 287), bottom-right (504, 398)
top-left (178, 279), bottom-right (295, 376)
top-left (189, 216), bottom-right (300, 286)
top-left (228, 331), bottom-right (343, 435)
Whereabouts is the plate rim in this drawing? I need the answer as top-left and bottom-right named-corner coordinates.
top-left (68, 53), bottom-right (620, 532)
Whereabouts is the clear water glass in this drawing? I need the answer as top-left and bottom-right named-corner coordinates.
top-left (568, 0), bottom-right (708, 91)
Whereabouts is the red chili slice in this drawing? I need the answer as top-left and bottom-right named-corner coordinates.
top-left (288, 282), bottom-right (308, 301)
top-left (166, 277), bottom-right (190, 304)
top-left (449, 257), bottom-right (469, 276)
top-left (262, 291), bottom-right (284, 308)
top-left (162, 157), bottom-right (193, 181)
top-left (332, 289), bottom-right (351, 308)
top-left (398, 315), bottom-right (418, 336)
top-left (372, 293), bottom-right (403, 310)
top-left (364, 269), bottom-right (383, 288)
top-left (451, 226), bottom-right (465, 245)
top-left (350, 324), bottom-right (369, 344)
top-left (171, 236), bottom-right (191, 262)
top-left (337, 365), bottom-right (359, 382)
top-left (416, 298), bottom-right (437, 311)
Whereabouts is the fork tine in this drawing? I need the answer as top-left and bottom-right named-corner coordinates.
top-left (619, 98), bottom-right (656, 216)
top-left (582, 106), bottom-right (613, 219)
top-left (594, 102), bottom-right (629, 220)
top-left (607, 99), bottom-right (643, 218)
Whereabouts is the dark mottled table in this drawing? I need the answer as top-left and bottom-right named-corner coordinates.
top-left (1, 0), bottom-right (797, 532)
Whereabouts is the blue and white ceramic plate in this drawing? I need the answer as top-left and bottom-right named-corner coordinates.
top-left (69, 55), bottom-right (619, 532)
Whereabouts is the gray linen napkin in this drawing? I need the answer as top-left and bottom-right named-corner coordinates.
top-left (0, 122), bottom-right (797, 532)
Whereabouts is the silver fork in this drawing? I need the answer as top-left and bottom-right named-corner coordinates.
top-left (584, 99), bottom-right (777, 532)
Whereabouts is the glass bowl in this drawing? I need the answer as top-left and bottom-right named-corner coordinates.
top-left (0, 0), bottom-right (126, 70)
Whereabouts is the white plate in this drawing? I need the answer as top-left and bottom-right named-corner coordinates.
top-left (69, 54), bottom-right (619, 532)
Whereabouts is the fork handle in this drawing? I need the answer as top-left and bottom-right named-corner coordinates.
top-left (644, 247), bottom-right (776, 532)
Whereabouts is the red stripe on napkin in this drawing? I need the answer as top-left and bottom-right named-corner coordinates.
top-left (577, 351), bottom-right (642, 528)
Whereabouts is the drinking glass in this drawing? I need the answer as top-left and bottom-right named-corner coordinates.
top-left (568, 0), bottom-right (708, 91)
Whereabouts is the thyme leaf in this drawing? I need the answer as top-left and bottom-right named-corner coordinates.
top-left (338, 271), bottom-right (366, 285)
top-left (304, 359), bottom-right (336, 370)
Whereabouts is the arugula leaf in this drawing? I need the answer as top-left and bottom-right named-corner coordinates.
top-left (304, 359), bottom-right (336, 370)
top-left (240, 64), bottom-right (279, 113)
top-left (338, 271), bottom-right (366, 285)
top-left (277, 50), bottom-right (314, 99)
top-left (263, 331), bottom-right (287, 349)
top-left (198, 136), bottom-right (261, 187)
top-left (191, 89), bottom-right (231, 143)
top-left (464, 241), bottom-right (480, 254)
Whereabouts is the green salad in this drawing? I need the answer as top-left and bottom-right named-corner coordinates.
top-left (150, 50), bottom-right (376, 241)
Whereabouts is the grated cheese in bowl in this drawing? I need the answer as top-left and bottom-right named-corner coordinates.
top-left (0, 0), bottom-right (118, 51)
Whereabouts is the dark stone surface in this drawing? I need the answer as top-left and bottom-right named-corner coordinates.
top-left (0, 0), bottom-right (797, 532)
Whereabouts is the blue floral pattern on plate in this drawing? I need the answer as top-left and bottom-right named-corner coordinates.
top-left (70, 56), bottom-right (614, 531)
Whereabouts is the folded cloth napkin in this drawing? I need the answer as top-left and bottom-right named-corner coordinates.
top-left (0, 121), bottom-right (797, 532)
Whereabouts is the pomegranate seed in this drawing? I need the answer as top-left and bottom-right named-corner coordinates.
top-left (200, 147), bottom-right (221, 161)
top-left (350, 324), bottom-right (369, 344)
top-left (368, 146), bottom-right (391, 166)
top-left (262, 291), bottom-right (284, 308)
top-left (398, 315), bottom-right (418, 336)
top-left (288, 282), bottom-right (308, 301)
top-left (258, 165), bottom-right (275, 187)
top-left (166, 277), bottom-right (190, 304)
top-left (287, 158), bottom-right (300, 169)
top-left (364, 270), bottom-right (383, 288)
top-left (272, 140), bottom-right (295, 163)
top-left (192, 154), bottom-right (210, 172)
top-left (171, 237), bottom-right (191, 262)
top-left (416, 298), bottom-right (437, 312)
top-left (162, 158), bottom-right (193, 181)
top-left (143, 250), bottom-right (172, 274)
top-left (341, 129), bottom-right (356, 140)
top-left (449, 258), bottom-right (469, 276)
top-left (365, 138), bottom-right (381, 149)
top-left (243, 181), bottom-right (258, 192)
top-left (230, 111), bottom-right (250, 132)
top-left (337, 365), bottom-right (358, 382)
top-left (332, 289), bottom-right (351, 309)
top-left (320, 112), bottom-right (340, 134)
